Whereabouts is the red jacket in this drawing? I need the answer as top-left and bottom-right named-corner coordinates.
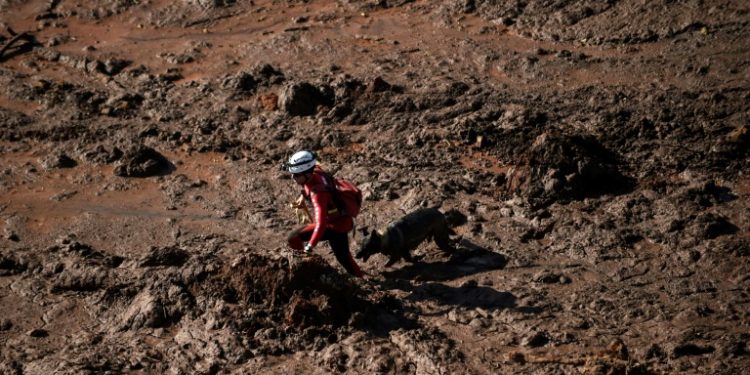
top-left (303, 167), bottom-right (353, 247)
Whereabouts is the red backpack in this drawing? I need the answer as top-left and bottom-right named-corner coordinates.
top-left (333, 177), bottom-right (363, 217)
top-left (321, 172), bottom-right (363, 217)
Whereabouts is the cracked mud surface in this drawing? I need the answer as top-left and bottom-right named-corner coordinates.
top-left (1, 1), bottom-right (749, 374)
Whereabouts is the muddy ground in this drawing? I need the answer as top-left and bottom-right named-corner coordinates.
top-left (1, 0), bottom-right (749, 374)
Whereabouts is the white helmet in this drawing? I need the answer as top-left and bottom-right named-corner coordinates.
top-left (287, 150), bottom-right (316, 174)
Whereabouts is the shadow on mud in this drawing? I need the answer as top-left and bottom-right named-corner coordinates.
top-left (379, 240), bottom-right (508, 282)
top-left (364, 241), bottom-right (544, 320)
top-left (406, 283), bottom-right (516, 309)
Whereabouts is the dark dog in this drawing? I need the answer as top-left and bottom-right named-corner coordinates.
top-left (356, 208), bottom-right (456, 266)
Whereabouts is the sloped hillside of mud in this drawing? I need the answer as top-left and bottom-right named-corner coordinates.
top-left (1, 0), bottom-right (749, 374)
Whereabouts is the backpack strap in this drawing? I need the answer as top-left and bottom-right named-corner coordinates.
top-left (318, 171), bottom-right (349, 217)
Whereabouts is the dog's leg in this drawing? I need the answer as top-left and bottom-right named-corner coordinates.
top-left (434, 229), bottom-right (456, 253)
top-left (404, 252), bottom-right (423, 263)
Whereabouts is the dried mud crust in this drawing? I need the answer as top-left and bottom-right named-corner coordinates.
top-left (1, 0), bottom-right (750, 374)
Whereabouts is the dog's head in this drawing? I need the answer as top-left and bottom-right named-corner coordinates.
top-left (356, 230), bottom-right (382, 262)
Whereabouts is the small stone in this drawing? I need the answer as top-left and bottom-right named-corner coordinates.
top-left (40, 153), bottom-right (77, 169)
top-left (28, 328), bottom-right (48, 338)
top-left (522, 331), bottom-right (549, 348)
top-left (506, 351), bottom-right (524, 363)
top-left (533, 270), bottom-right (562, 283)
top-left (672, 343), bottom-right (715, 358)
top-left (0, 319), bottom-right (12, 330)
top-left (468, 318), bottom-right (486, 329)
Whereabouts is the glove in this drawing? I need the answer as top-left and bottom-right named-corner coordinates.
top-left (303, 243), bottom-right (313, 254)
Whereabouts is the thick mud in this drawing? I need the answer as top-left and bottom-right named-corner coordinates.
top-left (1, 1), bottom-right (749, 374)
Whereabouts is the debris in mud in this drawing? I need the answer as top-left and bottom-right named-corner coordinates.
top-left (139, 245), bottom-right (190, 267)
top-left (366, 76), bottom-right (393, 93)
top-left (113, 146), bottom-right (172, 177)
top-left (278, 81), bottom-right (332, 117)
top-left (222, 71), bottom-right (258, 95)
top-left (102, 92), bottom-right (144, 116)
top-left (27, 328), bottom-right (48, 338)
top-left (533, 270), bottom-right (571, 284)
top-left (0, 253), bottom-right (28, 276)
top-left (40, 152), bottom-right (77, 169)
top-left (5, 231), bottom-right (20, 242)
top-left (0, 28), bottom-right (37, 61)
top-left (691, 213), bottom-right (739, 240)
top-left (50, 190), bottom-right (77, 201)
top-left (50, 266), bottom-right (108, 293)
top-left (513, 130), bottom-right (633, 207)
top-left (81, 145), bottom-right (124, 164)
top-left (522, 330), bottom-right (551, 348)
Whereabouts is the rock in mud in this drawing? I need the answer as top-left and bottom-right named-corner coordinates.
top-left (253, 63), bottom-right (285, 86)
top-left (51, 266), bottom-right (108, 293)
top-left (521, 330), bottom-right (550, 348)
top-left (366, 76), bottom-right (393, 93)
top-left (82, 145), bottom-right (124, 164)
top-left (533, 270), bottom-right (569, 284)
top-left (671, 342), bottom-right (716, 358)
top-left (389, 328), bottom-right (461, 374)
top-left (509, 130), bottom-right (633, 207)
top-left (278, 81), bottom-right (332, 116)
top-left (690, 213), bottom-right (739, 240)
top-left (40, 152), bottom-right (77, 169)
top-left (27, 328), bottom-right (48, 337)
top-left (119, 283), bottom-right (192, 330)
top-left (0, 319), bottom-right (12, 331)
top-left (113, 146), bottom-right (171, 177)
top-left (139, 246), bottom-right (190, 267)
top-left (5, 231), bottom-right (20, 242)
top-left (0, 254), bottom-right (28, 276)
top-left (102, 58), bottom-right (131, 76)
top-left (222, 71), bottom-right (258, 95)
top-left (193, 0), bottom-right (234, 10)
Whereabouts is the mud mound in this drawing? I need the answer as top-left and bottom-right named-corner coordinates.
top-left (502, 130), bottom-right (633, 207)
top-left (208, 253), bottom-right (364, 327)
top-left (278, 81), bottom-right (333, 117)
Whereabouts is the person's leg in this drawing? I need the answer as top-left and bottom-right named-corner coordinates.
top-left (287, 224), bottom-right (316, 250)
top-left (328, 231), bottom-right (363, 277)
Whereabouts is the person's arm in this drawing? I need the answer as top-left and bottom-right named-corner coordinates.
top-left (306, 190), bottom-right (331, 250)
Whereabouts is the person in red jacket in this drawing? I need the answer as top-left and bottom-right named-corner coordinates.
top-left (286, 150), bottom-right (363, 277)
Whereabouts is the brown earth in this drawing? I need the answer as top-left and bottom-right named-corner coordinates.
top-left (1, 0), bottom-right (749, 374)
